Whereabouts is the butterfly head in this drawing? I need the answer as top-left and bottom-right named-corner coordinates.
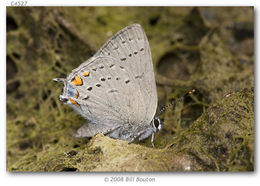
top-left (151, 117), bottom-right (163, 133)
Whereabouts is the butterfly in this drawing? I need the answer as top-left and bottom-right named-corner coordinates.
top-left (54, 24), bottom-right (162, 147)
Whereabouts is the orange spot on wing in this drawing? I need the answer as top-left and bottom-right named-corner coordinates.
top-left (69, 98), bottom-right (80, 107)
top-left (72, 76), bottom-right (83, 85)
top-left (74, 90), bottom-right (79, 99)
top-left (83, 71), bottom-right (90, 77)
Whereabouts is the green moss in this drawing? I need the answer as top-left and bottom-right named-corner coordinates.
top-left (167, 89), bottom-right (254, 171)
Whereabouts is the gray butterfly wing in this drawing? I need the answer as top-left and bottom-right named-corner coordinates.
top-left (95, 24), bottom-right (158, 125)
top-left (75, 122), bottom-right (119, 138)
top-left (66, 24), bottom-right (157, 137)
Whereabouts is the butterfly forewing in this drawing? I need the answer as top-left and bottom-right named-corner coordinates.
top-left (95, 24), bottom-right (157, 125)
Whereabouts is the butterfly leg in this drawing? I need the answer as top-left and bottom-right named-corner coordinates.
top-left (151, 133), bottom-right (155, 148)
top-left (103, 125), bottom-right (122, 135)
top-left (128, 130), bottom-right (146, 144)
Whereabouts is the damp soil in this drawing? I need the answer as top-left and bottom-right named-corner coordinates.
top-left (6, 7), bottom-right (254, 171)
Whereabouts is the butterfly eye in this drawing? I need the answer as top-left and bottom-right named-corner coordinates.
top-left (152, 117), bottom-right (162, 132)
top-left (154, 118), bottom-right (159, 128)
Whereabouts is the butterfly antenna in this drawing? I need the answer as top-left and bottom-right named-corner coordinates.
top-left (157, 89), bottom-right (196, 116)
